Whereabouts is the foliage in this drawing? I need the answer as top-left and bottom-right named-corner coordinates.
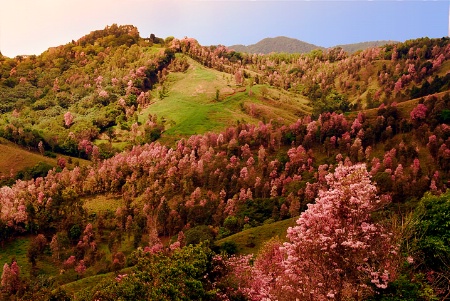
top-left (1, 261), bottom-right (21, 295)
top-left (185, 225), bottom-right (215, 246)
top-left (414, 191), bottom-right (450, 271)
top-left (15, 162), bottom-right (53, 181)
top-left (406, 191), bottom-right (450, 298)
top-left (368, 274), bottom-right (437, 301)
top-left (79, 244), bottom-right (217, 301)
top-left (0, 25), bottom-right (449, 300)
top-left (223, 164), bottom-right (400, 301)
top-left (282, 164), bottom-right (398, 298)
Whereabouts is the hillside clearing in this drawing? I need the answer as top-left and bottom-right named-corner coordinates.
top-left (216, 218), bottom-right (297, 255)
top-left (140, 56), bottom-right (311, 143)
top-left (0, 139), bottom-right (56, 178)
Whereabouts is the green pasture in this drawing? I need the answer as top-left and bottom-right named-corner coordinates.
top-left (216, 217), bottom-right (297, 255)
top-left (140, 57), bottom-right (311, 143)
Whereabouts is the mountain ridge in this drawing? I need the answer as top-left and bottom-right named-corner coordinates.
top-left (229, 36), bottom-right (398, 54)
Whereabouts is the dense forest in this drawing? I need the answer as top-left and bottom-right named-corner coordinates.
top-left (0, 24), bottom-right (449, 300)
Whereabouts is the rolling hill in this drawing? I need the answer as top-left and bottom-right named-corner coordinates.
top-left (335, 40), bottom-right (397, 53)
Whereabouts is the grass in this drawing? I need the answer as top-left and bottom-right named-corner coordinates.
top-left (61, 270), bottom-right (117, 297)
top-left (1, 236), bottom-right (66, 282)
top-left (216, 218), bottom-right (297, 255)
top-left (437, 60), bottom-right (450, 76)
top-left (0, 237), bottom-right (31, 276)
top-left (0, 138), bottom-right (56, 178)
top-left (83, 194), bottom-right (124, 214)
top-left (140, 56), bottom-right (311, 144)
top-left (141, 58), bottom-right (244, 139)
top-left (0, 137), bottom-right (92, 182)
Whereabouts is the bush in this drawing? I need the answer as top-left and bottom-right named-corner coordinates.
top-left (368, 274), bottom-right (437, 301)
top-left (15, 162), bottom-right (54, 181)
top-left (220, 241), bottom-right (238, 255)
top-left (185, 225), bottom-right (214, 246)
top-left (413, 191), bottom-right (450, 271)
top-left (223, 216), bottom-right (240, 234)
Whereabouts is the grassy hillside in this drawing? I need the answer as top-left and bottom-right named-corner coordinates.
top-left (141, 57), bottom-right (250, 139)
top-left (216, 218), bottom-right (297, 255)
top-left (0, 140), bottom-right (53, 178)
top-left (0, 138), bottom-right (60, 181)
top-left (0, 138), bottom-right (90, 185)
top-left (0, 237), bottom-right (32, 276)
top-left (140, 56), bottom-right (311, 143)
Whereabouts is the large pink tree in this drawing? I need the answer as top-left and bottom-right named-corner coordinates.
top-left (226, 164), bottom-right (399, 301)
top-left (281, 163), bottom-right (399, 300)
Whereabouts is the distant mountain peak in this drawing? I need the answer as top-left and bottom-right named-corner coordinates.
top-left (229, 37), bottom-right (398, 54)
top-left (229, 36), bottom-right (324, 54)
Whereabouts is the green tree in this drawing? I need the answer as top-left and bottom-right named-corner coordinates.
top-left (185, 225), bottom-right (215, 246)
top-left (81, 244), bottom-right (217, 300)
top-left (413, 191), bottom-right (450, 274)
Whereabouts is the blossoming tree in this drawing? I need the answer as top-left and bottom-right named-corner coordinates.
top-left (281, 163), bottom-right (399, 300)
top-left (227, 163), bottom-right (399, 301)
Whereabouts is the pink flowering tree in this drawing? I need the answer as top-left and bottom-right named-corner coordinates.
top-left (1, 261), bottom-right (20, 294)
top-left (410, 103), bottom-right (427, 123)
top-left (227, 164), bottom-right (399, 301)
top-left (281, 163), bottom-right (399, 300)
top-left (75, 259), bottom-right (86, 277)
top-left (63, 255), bottom-right (76, 270)
top-left (98, 90), bottom-right (108, 98)
top-left (64, 111), bottom-right (74, 128)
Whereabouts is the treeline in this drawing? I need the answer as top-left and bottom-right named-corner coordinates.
top-left (0, 31), bottom-right (448, 164)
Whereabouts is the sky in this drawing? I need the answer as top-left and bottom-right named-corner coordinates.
top-left (0, 0), bottom-right (448, 57)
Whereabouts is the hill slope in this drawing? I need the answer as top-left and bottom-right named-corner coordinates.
top-left (336, 40), bottom-right (397, 53)
top-left (0, 138), bottom-right (56, 179)
top-left (142, 55), bottom-right (311, 143)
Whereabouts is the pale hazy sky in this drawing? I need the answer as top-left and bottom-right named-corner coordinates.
top-left (0, 0), bottom-right (448, 57)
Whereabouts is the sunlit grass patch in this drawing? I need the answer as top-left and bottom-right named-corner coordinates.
top-left (216, 218), bottom-right (297, 255)
top-left (83, 195), bottom-right (124, 214)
